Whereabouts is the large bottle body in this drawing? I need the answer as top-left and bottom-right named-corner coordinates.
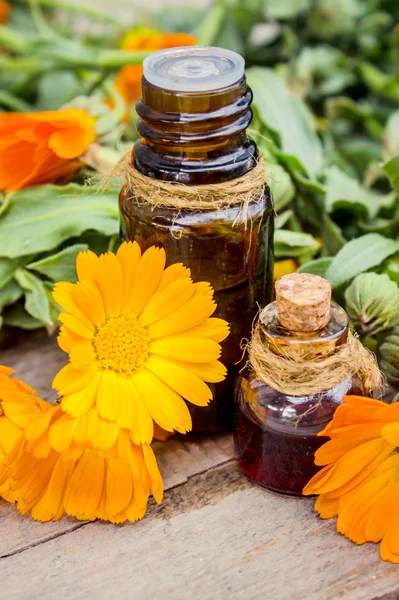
top-left (119, 46), bottom-right (274, 432)
top-left (120, 187), bottom-right (274, 431)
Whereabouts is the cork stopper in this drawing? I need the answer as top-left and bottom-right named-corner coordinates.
top-left (275, 273), bottom-right (332, 333)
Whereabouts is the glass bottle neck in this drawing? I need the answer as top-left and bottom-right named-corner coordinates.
top-left (133, 76), bottom-right (258, 184)
top-left (260, 302), bottom-right (349, 360)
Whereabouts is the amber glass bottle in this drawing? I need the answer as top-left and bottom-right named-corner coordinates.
top-left (119, 47), bottom-right (274, 432)
top-left (234, 274), bottom-right (368, 495)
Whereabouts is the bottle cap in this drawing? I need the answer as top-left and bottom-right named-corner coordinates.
top-left (143, 46), bottom-right (245, 92)
top-left (275, 273), bottom-right (332, 332)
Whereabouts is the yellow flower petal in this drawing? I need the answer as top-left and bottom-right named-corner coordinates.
top-left (72, 280), bottom-right (106, 327)
top-left (116, 241), bottom-right (142, 308)
top-left (64, 450), bottom-right (105, 518)
top-left (76, 249), bottom-right (99, 284)
top-left (106, 459), bottom-right (133, 516)
top-left (96, 369), bottom-right (124, 422)
top-left (147, 296), bottom-right (216, 338)
top-left (167, 317), bottom-right (230, 343)
top-left (127, 246), bottom-right (166, 316)
top-left (145, 356), bottom-right (211, 406)
top-left (53, 363), bottom-right (97, 396)
top-left (157, 263), bottom-right (190, 292)
top-left (121, 379), bottom-right (154, 445)
top-left (149, 338), bottom-right (221, 362)
top-left (132, 368), bottom-right (191, 433)
top-left (95, 252), bottom-right (124, 318)
top-left (173, 359), bottom-right (227, 383)
top-left (139, 277), bottom-right (194, 327)
top-left (57, 325), bottom-right (85, 353)
top-left (69, 343), bottom-right (96, 372)
top-left (53, 282), bottom-right (95, 332)
top-left (73, 408), bottom-right (119, 451)
top-left (58, 312), bottom-right (94, 339)
top-left (61, 371), bottom-right (101, 417)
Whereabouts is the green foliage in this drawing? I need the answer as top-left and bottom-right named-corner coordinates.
top-left (0, 184), bottom-right (119, 258)
top-left (325, 234), bottom-right (399, 288)
top-left (345, 273), bottom-right (399, 336)
top-left (1, 0), bottom-right (399, 385)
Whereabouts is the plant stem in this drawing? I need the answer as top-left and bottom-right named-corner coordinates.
top-left (0, 91), bottom-right (33, 112)
top-left (0, 26), bottom-right (30, 52)
top-left (11, 0), bottom-right (123, 26)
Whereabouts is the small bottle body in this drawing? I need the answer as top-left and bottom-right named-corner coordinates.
top-left (234, 371), bottom-right (365, 495)
top-left (120, 187), bottom-right (274, 431)
top-left (234, 296), bottom-right (368, 495)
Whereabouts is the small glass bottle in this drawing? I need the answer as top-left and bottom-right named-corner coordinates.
top-left (120, 47), bottom-right (274, 433)
top-left (234, 273), bottom-right (368, 496)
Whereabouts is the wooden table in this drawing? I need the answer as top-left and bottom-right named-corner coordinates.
top-left (0, 332), bottom-right (398, 600)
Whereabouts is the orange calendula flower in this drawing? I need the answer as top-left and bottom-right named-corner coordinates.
top-left (303, 395), bottom-right (399, 564)
top-left (0, 0), bottom-right (11, 24)
top-left (115, 30), bottom-right (197, 105)
top-left (273, 259), bottom-right (297, 280)
top-left (0, 108), bottom-right (96, 193)
top-left (52, 241), bottom-right (229, 445)
top-left (0, 365), bottom-right (48, 503)
top-left (0, 402), bottom-right (163, 523)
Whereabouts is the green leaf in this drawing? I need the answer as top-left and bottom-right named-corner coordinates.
top-left (37, 71), bottom-right (82, 110)
top-left (27, 244), bottom-right (88, 283)
top-left (325, 166), bottom-right (381, 219)
top-left (274, 229), bottom-right (321, 258)
top-left (384, 256), bottom-right (399, 284)
top-left (246, 68), bottom-right (323, 178)
top-left (345, 273), bottom-right (399, 336)
top-left (321, 213), bottom-right (346, 256)
top-left (383, 111), bottom-right (399, 161)
top-left (325, 234), bottom-right (399, 288)
top-left (263, 0), bottom-right (310, 19)
top-left (2, 304), bottom-right (42, 330)
top-left (14, 269), bottom-right (53, 325)
top-left (384, 154), bottom-right (399, 195)
top-left (0, 257), bottom-right (19, 289)
top-left (0, 280), bottom-right (23, 311)
top-left (0, 184), bottom-right (119, 259)
top-left (297, 257), bottom-right (333, 277)
top-left (267, 163), bottom-right (295, 212)
top-left (275, 210), bottom-right (293, 229)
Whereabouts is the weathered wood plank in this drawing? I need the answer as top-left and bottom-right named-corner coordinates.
top-left (1, 330), bottom-right (65, 402)
top-left (0, 462), bottom-right (398, 600)
top-left (0, 434), bottom-right (234, 558)
top-left (0, 332), bottom-right (235, 557)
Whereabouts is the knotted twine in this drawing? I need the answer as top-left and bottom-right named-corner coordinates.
top-left (105, 149), bottom-right (266, 223)
top-left (247, 315), bottom-right (384, 397)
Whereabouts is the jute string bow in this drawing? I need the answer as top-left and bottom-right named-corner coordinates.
top-left (107, 149), bottom-right (266, 220)
top-left (247, 319), bottom-right (384, 397)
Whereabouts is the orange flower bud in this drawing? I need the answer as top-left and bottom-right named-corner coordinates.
top-left (0, 108), bottom-right (96, 193)
top-left (115, 31), bottom-right (197, 106)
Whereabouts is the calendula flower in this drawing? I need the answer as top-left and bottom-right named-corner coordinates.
top-left (273, 259), bottom-right (297, 280)
top-left (115, 29), bottom-right (197, 105)
top-left (0, 108), bottom-right (96, 193)
top-left (0, 402), bottom-right (163, 523)
top-left (0, 366), bottom-right (48, 503)
top-left (303, 395), bottom-right (399, 564)
top-left (0, 0), bottom-right (11, 24)
top-left (52, 241), bottom-right (229, 445)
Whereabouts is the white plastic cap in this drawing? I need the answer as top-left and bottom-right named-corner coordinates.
top-left (142, 46), bottom-right (245, 92)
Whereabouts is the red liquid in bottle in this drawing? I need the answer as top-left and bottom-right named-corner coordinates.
top-left (234, 376), bottom-right (364, 495)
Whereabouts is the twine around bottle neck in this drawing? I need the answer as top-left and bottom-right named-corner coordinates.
top-left (247, 318), bottom-right (384, 397)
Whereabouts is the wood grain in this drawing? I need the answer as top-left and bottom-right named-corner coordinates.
top-left (1, 332), bottom-right (398, 600)
top-left (0, 463), bottom-right (398, 600)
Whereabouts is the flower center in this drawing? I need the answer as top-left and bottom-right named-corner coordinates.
top-left (93, 314), bottom-right (149, 373)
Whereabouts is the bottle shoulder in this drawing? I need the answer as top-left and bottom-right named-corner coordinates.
top-left (239, 371), bottom-right (365, 434)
